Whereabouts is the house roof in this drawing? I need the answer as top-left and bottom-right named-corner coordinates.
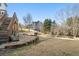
top-left (4, 3), bottom-right (7, 7)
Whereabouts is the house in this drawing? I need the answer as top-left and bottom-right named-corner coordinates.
top-left (0, 3), bottom-right (19, 44)
top-left (32, 21), bottom-right (42, 31)
top-left (0, 3), bottom-right (7, 18)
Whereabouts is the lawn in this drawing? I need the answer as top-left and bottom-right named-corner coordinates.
top-left (0, 35), bottom-right (79, 56)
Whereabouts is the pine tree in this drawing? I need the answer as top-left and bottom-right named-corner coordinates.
top-left (43, 19), bottom-right (52, 33)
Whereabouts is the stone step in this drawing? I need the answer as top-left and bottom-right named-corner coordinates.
top-left (0, 38), bottom-right (8, 41)
top-left (0, 27), bottom-right (8, 30)
top-left (0, 33), bottom-right (8, 37)
top-left (0, 23), bottom-right (9, 30)
top-left (0, 36), bottom-right (8, 39)
top-left (0, 35), bottom-right (9, 44)
top-left (0, 26), bottom-right (8, 28)
top-left (0, 33), bottom-right (8, 35)
top-left (0, 40), bottom-right (8, 44)
top-left (0, 30), bottom-right (7, 32)
top-left (2, 20), bottom-right (10, 23)
top-left (2, 23), bottom-right (9, 25)
top-left (0, 23), bottom-right (9, 25)
top-left (2, 21), bottom-right (10, 24)
top-left (0, 31), bottom-right (8, 34)
top-left (0, 19), bottom-right (11, 30)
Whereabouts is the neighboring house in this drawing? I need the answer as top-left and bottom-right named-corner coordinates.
top-left (0, 3), bottom-right (19, 44)
top-left (0, 3), bottom-right (7, 25)
top-left (0, 3), bottom-right (7, 17)
top-left (32, 21), bottom-right (42, 31)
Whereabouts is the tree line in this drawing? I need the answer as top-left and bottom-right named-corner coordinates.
top-left (43, 4), bottom-right (79, 37)
top-left (43, 16), bottom-right (79, 37)
top-left (19, 4), bottom-right (79, 37)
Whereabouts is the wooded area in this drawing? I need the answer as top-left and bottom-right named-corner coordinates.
top-left (42, 4), bottom-right (79, 38)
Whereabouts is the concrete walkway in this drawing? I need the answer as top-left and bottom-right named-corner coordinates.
top-left (55, 37), bottom-right (79, 40)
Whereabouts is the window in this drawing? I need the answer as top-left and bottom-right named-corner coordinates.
top-left (2, 12), bottom-right (4, 14)
top-left (0, 12), bottom-right (1, 15)
top-left (0, 3), bottom-right (1, 6)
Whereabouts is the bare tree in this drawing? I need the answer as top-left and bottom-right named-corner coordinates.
top-left (54, 4), bottom-right (79, 38)
top-left (23, 13), bottom-right (32, 32)
top-left (69, 4), bottom-right (79, 37)
top-left (54, 9), bottom-right (66, 36)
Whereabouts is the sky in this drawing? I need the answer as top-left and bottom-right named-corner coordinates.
top-left (7, 3), bottom-right (74, 24)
